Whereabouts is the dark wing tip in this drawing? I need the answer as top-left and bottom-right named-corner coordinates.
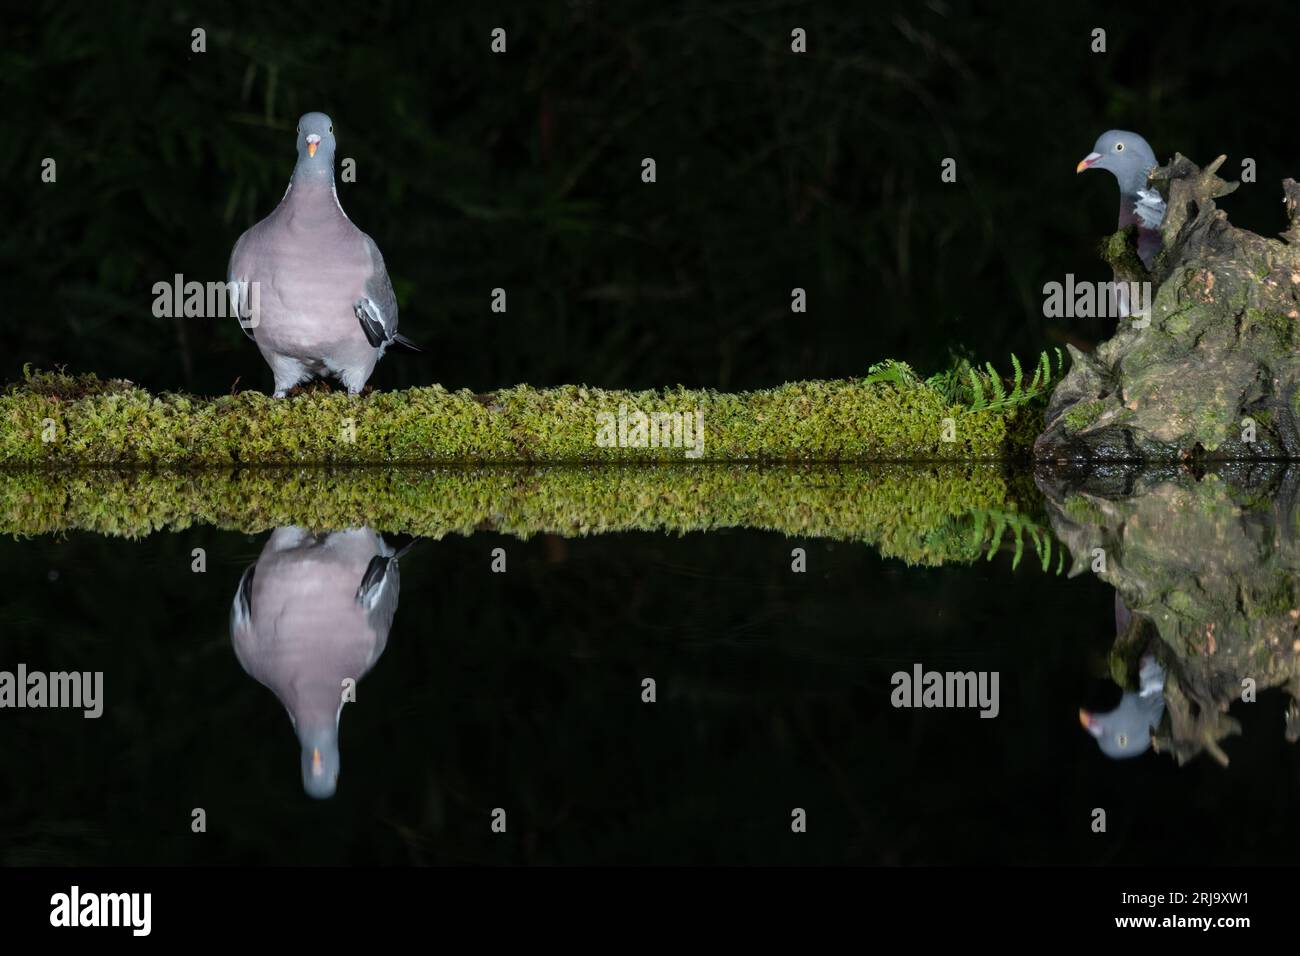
top-left (356, 305), bottom-right (386, 349)
top-left (356, 554), bottom-right (390, 607)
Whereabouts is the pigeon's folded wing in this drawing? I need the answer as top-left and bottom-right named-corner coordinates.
top-left (231, 563), bottom-right (255, 632)
top-left (355, 234), bottom-right (402, 348)
top-left (356, 539), bottom-right (417, 642)
top-left (227, 232), bottom-right (257, 341)
top-left (1135, 188), bottom-right (1167, 230)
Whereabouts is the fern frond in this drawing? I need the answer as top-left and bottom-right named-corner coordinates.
top-left (864, 359), bottom-right (919, 388)
top-left (1029, 352), bottom-right (1045, 391)
top-left (985, 363), bottom-right (1005, 404)
top-left (986, 513), bottom-right (1007, 560)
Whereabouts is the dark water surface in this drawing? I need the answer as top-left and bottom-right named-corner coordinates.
top-left (2, 464), bottom-right (1298, 865)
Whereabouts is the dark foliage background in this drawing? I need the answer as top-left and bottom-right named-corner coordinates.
top-left (2, 0), bottom-right (1295, 394)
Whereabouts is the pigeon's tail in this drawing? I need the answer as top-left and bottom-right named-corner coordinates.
top-left (391, 333), bottom-right (423, 353)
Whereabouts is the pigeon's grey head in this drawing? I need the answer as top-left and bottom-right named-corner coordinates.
top-left (298, 726), bottom-right (340, 799)
top-left (1077, 130), bottom-right (1158, 196)
top-left (293, 111), bottom-right (337, 179)
top-left (1079, 700), bottom-right (1156, 759)
top-left (1080, 655), bottom-right (1165, 760)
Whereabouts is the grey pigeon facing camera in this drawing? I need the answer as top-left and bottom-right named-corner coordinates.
top-left (227, 112), bottom-right (418, 396)
top-left (230, 527), bottom-right (410, 798)
top-left (1077, 129), bottom-right (1166, 270)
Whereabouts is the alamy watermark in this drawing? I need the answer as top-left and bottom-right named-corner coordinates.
top-left (50, 886), bottom-right (150, 936)
top-left (891, 663), bottom-right (999, 718)
top-left (152, 273), bottom-right (259, 328)
top-left (596, 403), bottom-right (705, 459)
top-left (1043, 274), bottom-right (1152, 328)
top-left (0, 664), bottom-right (103, 718)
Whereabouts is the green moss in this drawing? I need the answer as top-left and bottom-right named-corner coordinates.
top-left (1241, 308), bottom-right (1297, 350)
top-left (1164, 588), bottom-right (1202, 617)
top-left (0, 368), bottom-right (1039, 465)
top-left (1063, 494), bottom-right (1106, 524)
top-left (1108, 651), bottom-right (1135, 689)
top-left (1164, 311), bottom-right (1194, 336)
top-left (0, 463), bottom-right (1048, 567)
top-left (1063, 400), bottom-right (1106, 433)
top-left (1243, 579), bottom-right (1300, 619)
top-left (1100, 227), bottom-right (1144, 274)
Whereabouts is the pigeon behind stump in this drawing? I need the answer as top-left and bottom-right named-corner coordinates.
top-left (1076, 129), bottom-right (1166, 270)
top-left (227, 112), bottom-right (418, 396)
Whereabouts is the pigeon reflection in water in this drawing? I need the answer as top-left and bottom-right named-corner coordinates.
top-left (230, 527), bottom-right (410, 798)
top-left (1079, 593), bottom-right (1166, 759)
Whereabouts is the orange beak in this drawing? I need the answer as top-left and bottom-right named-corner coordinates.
top-left (307, 142), bottom-right (318, 158)
top-left (1076, 152), bottom-right (1102, 174)
top-left (311, 747), bottom-right (323, 774)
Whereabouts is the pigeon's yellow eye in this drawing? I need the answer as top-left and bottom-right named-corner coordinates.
top-left (1115, 142), bottom-right (1125, 152)
top-left (329, 125), bottom-right (333, 133)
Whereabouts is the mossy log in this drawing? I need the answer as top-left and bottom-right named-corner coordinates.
top-left (0, 369), bottom-right (1039, 465)
top-left (0, 463), bottom-right (1049, 567)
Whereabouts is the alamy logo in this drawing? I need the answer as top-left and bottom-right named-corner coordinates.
top-left (595, 404), bottom-right (705, 459)
top-left (1042, 274), bottom-right (1151, 324)
top-left (890, 663), bottom-right (1000, 718)
top-left (152, 273), bottom-right (260, 327)
top-left (50, 886), bottom-right (151, 936)
top-left (0, 665), bottom-right (103, 718)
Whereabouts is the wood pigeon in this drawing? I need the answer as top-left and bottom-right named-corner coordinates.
top-left (1077, 129), bottom-right (1166, 270)
top-left (227, 112), bottom-right (418, 397)
top-left (1079, 596), bottom-right (1166, 759)
top-left (229, 527), bottom-right (410, 798)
